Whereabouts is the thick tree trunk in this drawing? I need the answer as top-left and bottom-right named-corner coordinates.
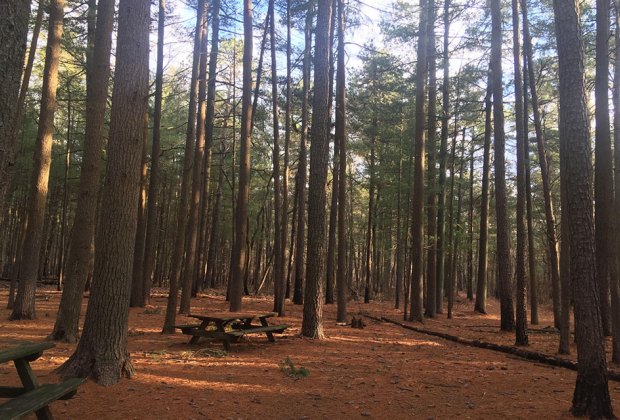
top-left (490, 0), bottom-right (515, 332)
top-left (11, 0), bottom-right (64, 320)
top-left (50, 0), bottom-right (114, 341)
top-left (409, 0), bottom-right (429, 323)
top-left (59, 0), bottom-right (149, 385)
top-left (162, 0), bottom-right (206, 332)
top-left (142, 0), bottom-right (166, 306)
top-left (229, 0), bottom-right (253, 311)
top-left (552, 0), bottom-right (613, 416)
top-left (301, 0), bottom-right (332, 338)
top-left (283, 0), bottom-right (292, 302)
top-left (0, 0), bottom-right (31, 215)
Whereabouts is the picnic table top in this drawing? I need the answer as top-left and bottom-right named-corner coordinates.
top-left (188, 311), bottom-right (277, 322)
top-left (0, 342), bottom-right (55, 364)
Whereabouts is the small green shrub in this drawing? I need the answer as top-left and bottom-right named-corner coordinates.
top-left (280, 357), bottom-right (310, 379)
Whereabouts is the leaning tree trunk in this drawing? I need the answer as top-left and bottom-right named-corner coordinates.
top-left (490, 0), bottom-right (515, 332)
top-left (301, 0), bottom-right (332, 339)
top-left (50, 0), bottom-right (114, 341)
top-left (552, 0), bottom-right (613, 416)
top-left (521, 0), bottom-right (561, 329)
top-left (58, 0), bottom-right (150, 385)
top-left (11, 0), bottom-right (64, 320)
top-left (0, 0), bottom-right (31, 217)
top-left (229, 0), bottom-right (254, 311)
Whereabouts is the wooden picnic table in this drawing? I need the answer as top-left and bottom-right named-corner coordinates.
top-left (173, 312), bottom-right (289, 350)
top-left (0, 342), bottom-right (86, 420)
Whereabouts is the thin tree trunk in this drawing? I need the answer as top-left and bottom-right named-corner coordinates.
top-left (409, 0), bottom-right (429, 322)
top-left (490, 0), bottom-right (515, 332)
top-left (130, 114), bottom-right (148, 307)
top-left (11, 0), bottom-right (64, 320)
top-left (475, 84), bottom-right (492, 314)
top-left (521, 0), bottom-right (561, 329)
top-left (229, 0), bottom-right (254, 311)
top-left (142, 0), bottom-right (166, 306)
top-left (612, 0), bottom-right (620, 364)
top-left (162, 0), bottom-right (206, 332)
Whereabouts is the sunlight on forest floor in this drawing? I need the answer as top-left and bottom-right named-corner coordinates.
top-left (1, 286), bottom-right (619, 419)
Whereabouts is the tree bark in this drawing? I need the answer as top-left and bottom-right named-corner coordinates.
top-left (552, 0), bottom-right (613, 416)
top-left (512, 0), bottom-right (528, 346)
top-left (301, 0), bottom-right (332, 338)
top-left (59, 0), bottom-right (149, 385)
top-left (50, 0), bottom-right (114, 341)
top-left (612, 0), bottom-right (620, 364)
top-left (142, 0), bottom-right (166, 306)
top-left (409, 0), bottom-right (429, 322)
top-left (229, 0), bottom-right (253, 311)
top-left (490, 0), bottom-right (515, 332)
top-left (0, 0), bottom-right (31, 216)
top-left (162, 0), bottom-right (206, 332)
top-left (11, 0), bottom-right (64, 320)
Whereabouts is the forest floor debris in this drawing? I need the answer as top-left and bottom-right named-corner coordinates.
top-left (1, 288), bottom-right (620, 419)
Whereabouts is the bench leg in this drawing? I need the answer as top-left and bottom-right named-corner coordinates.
top-left (189, 335), bottom-right (201, 345)
top-left (223, 339), bottom-right (231, 351)
top-left (14, 359), bottom-right (53, 420)
top-left (259, 317), bottom-right (276, 342)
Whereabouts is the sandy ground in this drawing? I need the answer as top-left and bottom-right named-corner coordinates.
top-left (1, 287), bottom-right (620, 419)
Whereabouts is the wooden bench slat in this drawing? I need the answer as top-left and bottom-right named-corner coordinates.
top-left (0, 378), bottom-right (86, 420)
top-left (0, 342), bottom-right (55, 365)
top-left (226, 325), bottom-right (290, 337)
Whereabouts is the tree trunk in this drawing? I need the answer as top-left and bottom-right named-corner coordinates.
top-left (11, 0), bottom-right (64, 320)
top-left (229, 0), bottom-right (253, 311)
top-left (521, 0), bottom-right (561, 329)
top-left (425, 0), bottom-right (437, 318)
top-left (270, 0), bottom-right (285, 316)
top-left (335, 0), bottom-right (347, 323)
top-left (552, 0), bottom-right (613, 416)
top-left (512, 0), bottom-right (528, 346)
top-left (475, 85), bottom-right (492, 314)
top-left (409, 0), bottom-right (429, 323)
top-left (594, 0), bottom-right (614, 337)
top-left (0, 0), bottom-right (31, 215)
top-left (142, 0), bottom-right (167, 306)
top-left (612, 0), bottom-right (620, 364)
top-left (293, 2), bottom-right (314, 306)
top-left (490, 0), bottom-right (515, 332)
top-left (50, 0), bottom-right (114, 341)
top-left (283, 0), bottom-right (292, 302)
top-left (301, 0), bottom-right (332, 338)
top-left (58, 0), bottom-right (149, 385)
top-left (162, 0), bottom-right (206, 332)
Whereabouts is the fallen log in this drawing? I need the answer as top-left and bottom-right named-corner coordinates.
top-left (363, 314), bottom-right (620, 382)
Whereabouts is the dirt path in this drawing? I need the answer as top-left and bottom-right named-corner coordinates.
top-left (1, 289), bottom-right (619, 419)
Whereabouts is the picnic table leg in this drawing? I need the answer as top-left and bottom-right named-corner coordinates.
top-left (259, 317), bottom-right (276, 342)
top-left (14, 358), bottom-right (53, 420)
top-left (189, 320), bottom-right (211, 344)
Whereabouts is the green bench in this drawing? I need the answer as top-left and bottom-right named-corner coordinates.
top-left (0, 342), bottom-right (86, 420)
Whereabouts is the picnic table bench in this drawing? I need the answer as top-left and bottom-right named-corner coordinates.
top-left (0, 342), bottom-right (86, 420)
top-left (171, 312), bottom-right (289, 350)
